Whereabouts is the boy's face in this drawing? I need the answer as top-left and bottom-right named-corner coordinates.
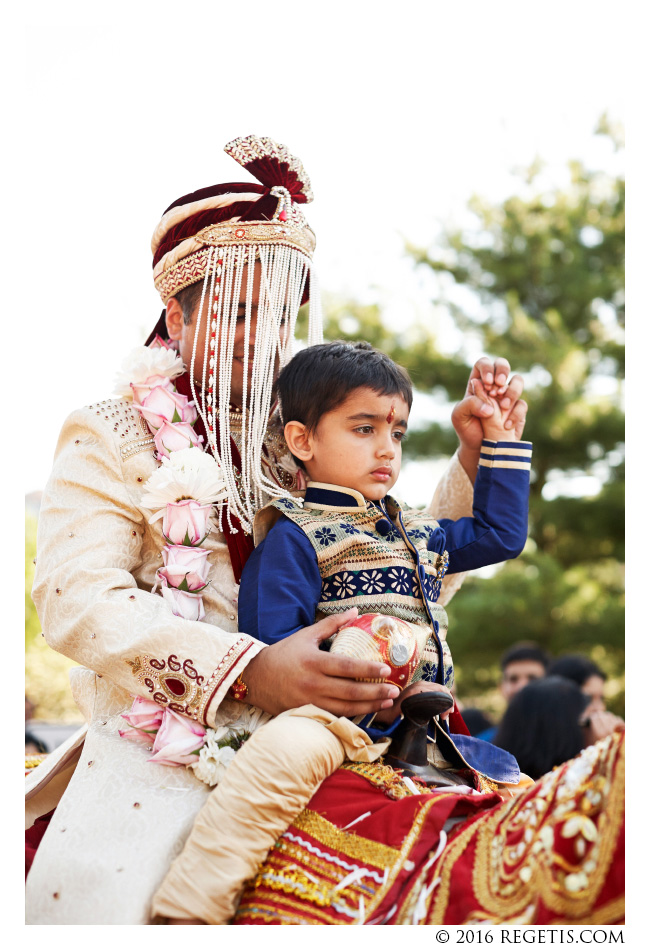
top-left (304, 387), bottom-right (409, 500)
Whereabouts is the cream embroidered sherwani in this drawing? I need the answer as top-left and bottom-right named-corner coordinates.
top-left (25, 396), bottom-right (473, 924)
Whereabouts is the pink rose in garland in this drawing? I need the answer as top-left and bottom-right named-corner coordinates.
top-left (159, 545), bottom-right (210, 591)
top-left (113, 344), bottom-right (185, 403)
top-left (130, 375), bottom-right (177, 406)
top-left (119, 690), bottom-right (269, 786)
top-left (160, 585), bottom-right (206, 621)
top-left (141, 448), bottom-right (228, 620)
top-left (148, 334), bottom-right (176, 351)
top-left (162, 499), bottom-right (212, 546)
top-left (135, 386), bottom-right (198, 431)
top-left (119, 696), bottom-right (165, 744)
top-left (148, 708), bottom-right (206, 767)
top-left (154, 420), bottom-right (203, 459)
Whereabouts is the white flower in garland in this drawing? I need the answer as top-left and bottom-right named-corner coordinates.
top-left (192, 742), bottom-right (237, 787)
top-left (227, 704), bottom-right (272, 737)
top-left (140, 447), bottom-right (229, 510)
top-left (113, 344), bottom-right (185, 399)
top-left (190, 707), bottom-right (272, 786)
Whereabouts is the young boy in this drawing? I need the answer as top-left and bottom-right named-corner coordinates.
top-left (152, 342), bottom-right (532, 924)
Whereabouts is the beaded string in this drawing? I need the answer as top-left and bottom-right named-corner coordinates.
top-left (189, 241), bottom-right (322, 533)
top-left (190, 246), bottom-right (226, 529)
top-left (189, 243), bottom-right (214, 404)
top-left (219, 247), bottom-right (244, 532)
top-left (251, 245), bottom-right (291, 499)
top-left (238, 259), bottom-right (256, 512)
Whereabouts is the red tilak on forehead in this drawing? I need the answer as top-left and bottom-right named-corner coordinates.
top-left (386, 404), bottom-right (395, 423)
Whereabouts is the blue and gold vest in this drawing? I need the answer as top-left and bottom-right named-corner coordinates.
top-left (258, 483), bottom-right (454, 686)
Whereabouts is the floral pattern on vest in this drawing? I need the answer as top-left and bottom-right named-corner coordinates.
top-left (269, 487), bottom-right (454, 686)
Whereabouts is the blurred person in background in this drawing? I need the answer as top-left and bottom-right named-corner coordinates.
top-left (548, 654), bottom-right (612, 718)
top-left (500, 641), bottom-right (550, 703)
top-left (494, 675), bottom-right (624, 780)
top-left (25, 733), bottom-right (48, 756)
top-left (459, 706), bottom-right (495, 737)
top-left (463, 641), bottom-right (550, 741)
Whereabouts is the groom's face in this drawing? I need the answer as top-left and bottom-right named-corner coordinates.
top-left (169, 262), bottom-right (290, 408)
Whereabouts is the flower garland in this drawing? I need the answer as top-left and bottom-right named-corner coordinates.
top-left (118, 696), bottom-right (271, 786)
top-left (115, 336), bottom-right (269, 784)
top-left (115, 335), bottom-right (229, 621)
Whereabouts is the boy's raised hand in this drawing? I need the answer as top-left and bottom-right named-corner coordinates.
top-left (453, 357), bottom-right (528, 482)
top-left (469, 378), bottom-right (521, 443)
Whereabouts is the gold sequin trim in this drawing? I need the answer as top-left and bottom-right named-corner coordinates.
top-left (225, 135), bottom-right (314, 203)
top-left (341, 759), bottom-right (427, 799)
top-left (125, 653), bottom-right (204, 720)
top-left (292, 808), bottom-right (399, 869)
top-left (236, 892), bottom-right (343, 925)
top-left (120, 413), bottom-right (156, 459)
top-left (201, 637), bottom-right (256, 723)
top-left (363, 796), bottom-right (446, 922)
top-left (419, 735), bottom-right (625, 924)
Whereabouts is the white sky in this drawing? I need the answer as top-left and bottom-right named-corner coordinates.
top-left (12, 0), bottom-right (626, 495)
top-left (10, 4), bottom-right (646, 934)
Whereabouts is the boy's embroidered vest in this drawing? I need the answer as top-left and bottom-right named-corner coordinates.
top-left (268, 495), bottom-right (454, 686)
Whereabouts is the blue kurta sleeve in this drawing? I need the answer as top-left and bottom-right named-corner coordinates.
top-left (238, 515), bottom-right (323, 644)
top-left (435, 439), bottom-right (533, 575)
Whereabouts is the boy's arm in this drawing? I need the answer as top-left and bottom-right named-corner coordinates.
top-left (437, 437), bottom-right (532, 574)
top-left (239, 517), bottom-right (323, 644)
top-left (437, 365), bottom-right (531, 572)
top-left (427, 358), bottom-right (527, 603)
top-left (436, 379), bottom-right (532, 573)
top-left (239, 522), bottom-right (404, 716)
top-left (451, 360), bottom-right (528, 485)
top-left (34, 409), bottom-right (399, 725)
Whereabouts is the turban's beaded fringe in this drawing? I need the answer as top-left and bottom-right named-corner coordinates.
top-left (189, 241), bottom-right (321, 534)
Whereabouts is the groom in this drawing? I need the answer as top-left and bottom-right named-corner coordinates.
top-left (26, 135), bottom-right (527, 923)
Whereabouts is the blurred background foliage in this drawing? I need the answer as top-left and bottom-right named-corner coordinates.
top-left (26, 120), bottom-right (624, 722)
top-left (26, 515), bottom-right (81, 721)
top-left (301, 119), bottom-right (624, 719)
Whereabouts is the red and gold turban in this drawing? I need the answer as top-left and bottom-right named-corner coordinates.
top-left (147, 136), bottom-right (323, 534)
top-left (150, 136), bottom-right (317, 304)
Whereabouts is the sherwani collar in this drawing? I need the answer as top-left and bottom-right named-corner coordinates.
top-left (302, 482), bottom-right (400, 522)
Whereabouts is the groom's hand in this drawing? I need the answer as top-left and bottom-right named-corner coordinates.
top-left (243, 608), bottom-right (400, 717)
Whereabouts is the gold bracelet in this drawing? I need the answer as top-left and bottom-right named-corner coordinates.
top-left (228, 672), bottom-right (248, 702)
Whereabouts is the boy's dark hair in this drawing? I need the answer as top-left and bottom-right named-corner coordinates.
top-left (547, 654), bottom-right (605, 686)
top-left (277, 341), bottom-right (413, 436)
top-left (500, 641), bottom-right (550, 672)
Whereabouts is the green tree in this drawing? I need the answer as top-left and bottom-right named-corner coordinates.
top-left (26, 514), bottom-right (81, 720)
top-left (318, 126), bottom-right (624, 716)
top-left (25, 515), bottom-right (41, 648)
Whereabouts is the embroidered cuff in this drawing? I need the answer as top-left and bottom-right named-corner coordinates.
top-left (125, 639), bottom-right (263, 727)
top-left (201, 637), bottom-right (264, 727)
top-left (479, 440), bottom-right (533, 471)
